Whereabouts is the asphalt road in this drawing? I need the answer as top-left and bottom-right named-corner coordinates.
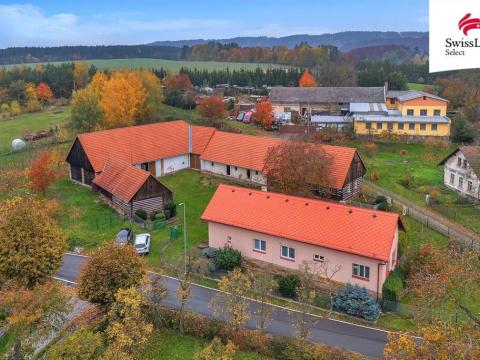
top-left (56, 253), bottom-right (388, 358)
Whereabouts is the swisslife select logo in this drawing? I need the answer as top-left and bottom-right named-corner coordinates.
top-left (430, 0), bottom-right (480, 72)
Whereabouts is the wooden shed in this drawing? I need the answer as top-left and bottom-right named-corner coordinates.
top-left (91, 157), bottom-right (172, 218)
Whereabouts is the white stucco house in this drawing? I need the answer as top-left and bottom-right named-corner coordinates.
top-left (439, 146), bottom-right (480, 201)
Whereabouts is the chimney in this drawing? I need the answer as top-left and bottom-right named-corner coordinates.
top-left (384, 81), bottom-right (389, 93)
top-left (188, 125), bottom-right (193, 154)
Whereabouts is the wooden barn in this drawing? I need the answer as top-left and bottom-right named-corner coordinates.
top-left (91, 157), bottom-right (172, 218)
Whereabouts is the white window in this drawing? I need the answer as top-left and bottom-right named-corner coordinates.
top-left (253, 239), bottom-right (266, 252)
top-left (281, 246), bottom-right (295, 260)
top-left (313, 254), bottom-right (325, 262)
top-left (352, 263), bottom-right (370, 280)
top-left (450, 173), bottom-right (455, 184)
top-left (457, 157), bottom-right (462, 167)
top-left (459, 177), bottom-right (464, 189)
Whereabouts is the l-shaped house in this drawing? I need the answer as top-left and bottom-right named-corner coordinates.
top-left (66, 120), bottom-right (366, 202)
top-left (202, 184), bottom-right (404, 299)
top-left (439, 146), bottom-right (480, 201)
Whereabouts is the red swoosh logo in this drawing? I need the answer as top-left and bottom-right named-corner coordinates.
top-left (459, 13), bottom-right (480, 35)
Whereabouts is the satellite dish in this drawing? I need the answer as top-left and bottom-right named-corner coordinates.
top-left (11, 139), bottom-right (26, 151)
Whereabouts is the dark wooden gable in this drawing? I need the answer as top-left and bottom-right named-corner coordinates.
top-left (65, 138), bottom-right (95, 173)
top-left (133, 175), bottom-right (173, 202)
top-left (344, 151), bottom-right (367, 186)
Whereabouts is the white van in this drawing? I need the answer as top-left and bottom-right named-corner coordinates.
top-left (134, 233), bottom-right (151, 255)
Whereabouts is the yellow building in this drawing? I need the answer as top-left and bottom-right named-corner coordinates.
top-left (354, 90), bottom-right (451, 138)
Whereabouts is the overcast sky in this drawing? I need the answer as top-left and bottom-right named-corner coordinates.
top-left (0, 1), bottom-right (429, 48)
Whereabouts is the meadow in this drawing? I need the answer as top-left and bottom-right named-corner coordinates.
top-left (4, 58), bottom-right (284, 72)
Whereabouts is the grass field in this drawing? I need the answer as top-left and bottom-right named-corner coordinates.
top-left (138, 329), bottom-right (267, 360)
top-left (0, 107), bottom-right (69, 154)
top-left (354, 141), bottom-right (480, 234)
top-left (4, 58), bottom-right (284, 72)
top-left (407, 82), bottom-right (436, 92)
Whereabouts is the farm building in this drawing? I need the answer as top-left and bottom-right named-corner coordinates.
top-left (439, 146), bottom-right (480, 201)
top-left (202, 184), bottom-right (405, 298)
top-left (90, 157), bottom-right (172, 217)
top-left (65, 120), bottom-right (366, 201)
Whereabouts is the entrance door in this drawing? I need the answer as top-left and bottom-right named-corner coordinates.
top-left (226, 165), bottom-right (231, 175)
top-left (247, 169), bottom-right (251, 179)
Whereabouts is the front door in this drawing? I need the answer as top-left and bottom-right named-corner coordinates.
top-left (226, 165), bottom-right (231, 176)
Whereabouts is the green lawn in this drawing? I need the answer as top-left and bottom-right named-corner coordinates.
top-left (5, 58), bottom-right (284, 72)
top-left (138, 329), bottom-right (267, 360)
top-left (407, 83), bottom-right (436, 92)
top-left (0, 107), bottom-right (69, 154)
top-left (354, 141), bottom-right (480, 234)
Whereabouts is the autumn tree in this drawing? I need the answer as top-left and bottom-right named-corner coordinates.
top-left (211, 268), bottom-right (251, 329)
top-left (0, 197), bottom-right (67, 288)
top-left (251, 272), bottom-right (275, 332)
top-left (137, 70), bottom-right (164, 120)
top-left (9, 100), bottom-right (21, 116)
top-left (0, 281), bottom-right (71, 359)
top-left (27, 151), bottom-right (58, 195)
top-left (73, 61), bottom-right (90, 90)
top-left (171, 261), bottom-right (193, 334)
top-left (100, 71), bottom-right (146, 128)
top-left (299, 69), bottom-right (318, 87)
top-left (144, 275), bottom-right (168, 328)
top-left (164, 73), bottom-right (193, 91)
top-left (78, 242), bottom-right (146, 308)
top-left (294, 262), bottom-right (319, 340)
top-left (35, 82), bottom-right (54, 104)
top-left (317, 259), bottom-right (342, 315)
top-left (90, 71), bottom-right (108, 96)
top-left (195, 337), bottom-right (236, 360)
top-left (384, 321), bottom-right (480, 360)
top-left (46, 326), bottom-right (105, 360)
top-left (255, 99), bottom-right (274, 128)
top-left (24, 83), bottom-right (42, 112)
top-left (264, 140), bottom-right (331, 197)
top-left (70, 86), bottom-right (104, 132)
top-left (102, 287), bottom-right (153, 360)
top-left (197, 95), bottom-right (226, 126)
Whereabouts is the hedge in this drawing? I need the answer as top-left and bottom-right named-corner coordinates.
top-left (382, 269), bottom-right (405, 302)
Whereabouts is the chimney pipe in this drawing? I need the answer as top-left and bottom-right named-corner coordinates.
top-left (188, 125), bottom-right (193, 154)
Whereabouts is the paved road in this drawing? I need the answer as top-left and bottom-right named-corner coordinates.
top-left (56, 253), bottom-right (388, 358)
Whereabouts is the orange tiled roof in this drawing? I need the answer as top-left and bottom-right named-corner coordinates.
top-left (92, 157), bottom-right (150, 202)
top-left (200, 131), bottom-right (356, 189)
top-left (201, 184), bottom-right (401, 261)
top-left (77, 121), bottom-right (215, 172)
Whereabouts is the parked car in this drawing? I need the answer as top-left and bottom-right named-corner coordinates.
top-left (242, 111), bottom-right (254, 123)
top-left (134, 233), bottom-right (151, 255)
top-left (116, 228), bottom-right (134, 246)
top-left (236, 112), bottom-right (245, 122)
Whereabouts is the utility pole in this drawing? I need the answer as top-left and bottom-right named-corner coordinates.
top-left (179, 202), bottom-right (187, 274)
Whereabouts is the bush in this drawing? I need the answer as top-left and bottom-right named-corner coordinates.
top-left (333, 284), bottom-right (379, 321)
top-left (399, 149), bottom-right (408, 156)
top-left (214, 246), bottom-right (242, 271)
top-left (382, 269), bottom-right (405, 302)
top-left (164, 200), bottom-right (176, 219)
top-left (369, 171), bottom-right (379, 182)
top-left (154, 211), bottom-right (166, 221)
top-left (377, 201), bottom-right (390, 211)
top-left (375, 195), bottom-right (387, 204)
top-left (135, 209), bottom-right (147, 220)
top-left (361, 143), bottom-right (377, 158)
top-left (276, 274), bottom-right (301, 299)
top-left (397, 172), bottom-right (415, 189)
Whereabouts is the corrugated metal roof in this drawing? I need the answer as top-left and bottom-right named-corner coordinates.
top-left (310, 115), bottom-right (351, 124)
top-left (270, 86), bottom-right (385, 104)
top-left (349, 102), bottom-right (387, 113)
top-left (354, 115), bottom-right (450, 123)
top-left (386, 90), bottom-right (448, 102)
top-left (201, 184), bottom-right (401, 261)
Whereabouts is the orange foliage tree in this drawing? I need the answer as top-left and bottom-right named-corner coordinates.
top-left (164, 73), bottom-right (193, 91)
top-left (27, 151), bottom-right (58, 195)
top-left (198, 96), bottom-right (226, 126)
top-left (299, 70), bottom-right (318, 87)
top-left (100, 71), bottom-right (146, 128)
top-left (35, 82), bottom-right (54, 104)
top-left (255, 99), bottom-right (274, 128)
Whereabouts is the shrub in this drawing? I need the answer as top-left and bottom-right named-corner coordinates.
top-left (361, 143), bottom-right (377, 158)
top-left (375, 195), bottom-right (387, 204)
top-left (377, 201), bottom-right (390, 211)
top-left (397, 172), bottom-right (415, 189)
top-left (369, 171), bottom-right (379, 181)
top-left (10, 100), bottom-right (21, 116)
top-left (164, 209), bottom-right (171, 219)
top-left (164, 200), bottom-right (176, 219)
top-left (382, 269), bottom-right (405, 302)
top-left (429, 188), bottom-right (441, 201)
top-left (399, 149), bottom-right (408, 156)
top-left (154, 211), bottom-right (166, 221)
top-left (333, 284), bottom-right (379, 321)
top-left (276, 274), bottom-right (301, 299)
top-left (135, 209), bottom-right (147, 220)
top-left (214, 246), bottom-right (242, 271)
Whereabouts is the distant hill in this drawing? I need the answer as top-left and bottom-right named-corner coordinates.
top-left (149, 31), bottom-right (429, 52)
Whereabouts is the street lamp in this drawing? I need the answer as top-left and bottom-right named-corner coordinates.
top-left (178, 202), bottom-right (187, 274)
